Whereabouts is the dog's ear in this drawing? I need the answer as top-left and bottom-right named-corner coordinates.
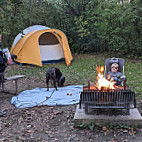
top-left (59, 75), bottom-right (65, 87)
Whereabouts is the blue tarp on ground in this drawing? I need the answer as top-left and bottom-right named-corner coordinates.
top-left (11, 85), bottom-right (83, 108)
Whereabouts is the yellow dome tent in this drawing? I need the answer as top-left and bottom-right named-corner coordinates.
top-left (10, 25), bottom-right (73, 66)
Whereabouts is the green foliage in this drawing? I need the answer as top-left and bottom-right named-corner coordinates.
top-left (74, 124), bottom-right (88, 129)
top-left (96, 0), bottom-right (142, 57)
top-left (74, 121), bottom-right (140, 132)
top-left (74, 122), bottom-right (95, 131)
top-left (0, 0), bottom-right (59, 48)
top-left (0, 0), bottom-right (142, 58)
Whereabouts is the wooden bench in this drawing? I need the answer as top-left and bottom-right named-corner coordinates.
top-left (1, 75), bottom-right (26, 94)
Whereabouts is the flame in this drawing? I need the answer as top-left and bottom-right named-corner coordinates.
top-left (95, 66), bottom-right (116, 90)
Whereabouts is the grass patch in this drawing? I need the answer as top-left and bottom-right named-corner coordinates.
top-left (5, 53), bottom-right (142, 99)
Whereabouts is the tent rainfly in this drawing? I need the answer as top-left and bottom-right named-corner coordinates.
top-left (10, 25), bottom-right (73, 66)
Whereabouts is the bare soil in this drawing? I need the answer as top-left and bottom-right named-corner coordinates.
top-left (0, 65), bottom-right (142, 142)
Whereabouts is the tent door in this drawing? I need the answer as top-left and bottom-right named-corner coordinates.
top-left (39, 44), bottom-right (64, 61)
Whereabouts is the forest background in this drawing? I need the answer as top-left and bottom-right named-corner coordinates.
top-left (0, 0), bottom-right (142, 59)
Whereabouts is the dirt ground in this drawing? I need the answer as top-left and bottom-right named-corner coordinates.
top-left (0, 66), bottom-right (142, 142)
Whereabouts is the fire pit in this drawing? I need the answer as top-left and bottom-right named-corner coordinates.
top-left (74, 60), bottom-right (142, 125)
top-left (79, 84), bottom-right (136, 115)
top-left (79, 65), bottom-right (136, 115)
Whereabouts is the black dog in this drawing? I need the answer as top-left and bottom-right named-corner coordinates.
top-left (46, 67), bottom-right (65, 91)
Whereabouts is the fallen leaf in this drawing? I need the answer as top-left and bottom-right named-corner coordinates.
top-left (102, 126), bottom-right (107, 131)
top-left (26, 130), bottom-right (33, 133)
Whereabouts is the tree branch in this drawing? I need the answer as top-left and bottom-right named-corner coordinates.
top-left (63, 0), bottom-right (80, 16)
top-left (0, 5), bottom-right (7, 12)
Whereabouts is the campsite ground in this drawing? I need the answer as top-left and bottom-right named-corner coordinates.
top-left (0, 54), bottom-right (142, 142)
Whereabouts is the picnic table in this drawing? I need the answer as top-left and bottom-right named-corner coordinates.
top-left (1, 75), bottom-right (25, 94)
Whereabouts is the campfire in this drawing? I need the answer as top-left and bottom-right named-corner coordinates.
top-left (95, 66), bottom-right (117, 90)
top-left (79, 65), bottom-right (136, 115)
top-left (84, 65), bottom-right (126, 91)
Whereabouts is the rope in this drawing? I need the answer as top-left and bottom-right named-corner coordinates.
top-left (37, 88), bottom-right (56, 106)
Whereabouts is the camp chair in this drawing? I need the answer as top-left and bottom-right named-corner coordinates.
top-left (104, 58), bottom-right (126, 87)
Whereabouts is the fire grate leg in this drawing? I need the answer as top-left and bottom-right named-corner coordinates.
top-left (85, 105), bottom-right (88, 114)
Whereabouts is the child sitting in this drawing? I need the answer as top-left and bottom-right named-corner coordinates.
top-left (107, 63), bottom-right (122, 85)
